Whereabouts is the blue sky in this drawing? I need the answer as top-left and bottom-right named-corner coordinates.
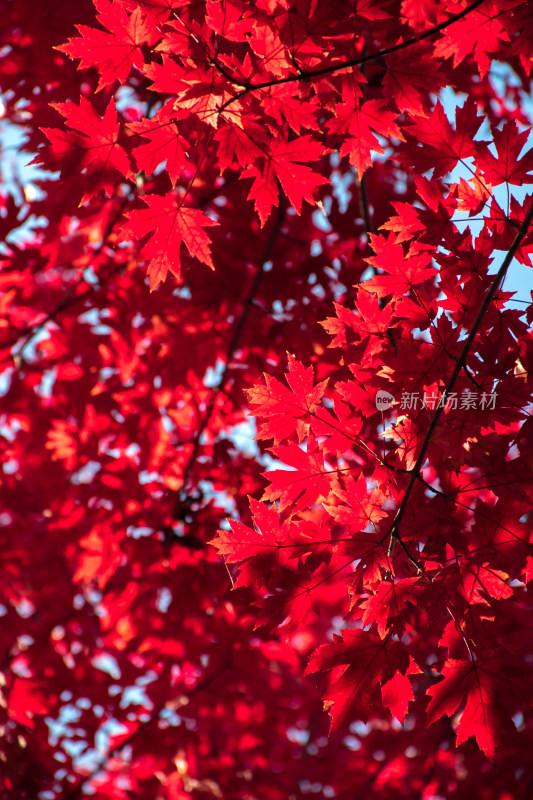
top-left (439, 83), bottom-right (533, 308)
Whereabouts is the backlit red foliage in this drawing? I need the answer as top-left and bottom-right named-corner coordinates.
top-left (1, 0), bottom-right (533, 797)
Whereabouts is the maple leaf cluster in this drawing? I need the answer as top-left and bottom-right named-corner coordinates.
top-left (1, 0), bottom-right (533, 797)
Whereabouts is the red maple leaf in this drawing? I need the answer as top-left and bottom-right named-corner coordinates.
top-left (309, 401), bottom-right (366, 457)
top-left (383, 44), bottom-right (446, 116)
top-left (37, 97), bottom-right (132, 204)
top-left (382, 671), bottom-right (413, 723)
top-left (426, 656), bottom-right (511, 759)
top-left (433, 0), bottom-right (509, 78)
top-left (338, 530), bottom-right (392, 584)
top-left (129, 111), bottom-right (188, 188)
top-left (119, 193), bottom-right (217, 288)
top-left (327, 97), bottom-right (404, 179)
top-left (404, 98), bottom-right (486, 179)
top-left (58, 0), bottom-right (157, 89)
top-left (248, 19), bottom-right (293, 78)
top-left (8, 677), bottom-right (54, 729)
top-left (215, 122), bottom-right (268, 173)
top-left (209, 497), bottom-right (287, 564)
top-left (356, 577), bottom-right (423, 637)
top-left (252, 562), bottom-right (332, 633)
top-left (352, 289), bottom-right (396, 359)
top-left (74, 525), bottom-right (122, 588)
top-left (306, 628), bottom-right (410, 729)
top-left (363, 233), bottom-right (437, 300)
top-left (247, 354), bottom-right (329, 444)
top-left (456, 561), bottom-right (513, 606)
top-left (323, 473), bottom-right (388, 532)
top-left (262, 437), bottom-right (332, 513)
top-left (6, 0), bottom-right (533, 786)
top-left (242, 135), bottom-right (329, 225)
top-left (400, 0), bottom-right (440, 32)
top-left (477, 120), bottom-right (533, 186)
top-left (454, 173), bottom-right (491, 216)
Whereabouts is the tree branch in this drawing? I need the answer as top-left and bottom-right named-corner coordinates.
top-left (386, 198), bottom-right (533, 561)
top-left (3, 196), bottom-right (132, 362)
top-left (218, 0), bottom-right (486, 114)
top-left (168, 197), bottom-right (286, 527)
top-left (64, 665), bottom-right (231, 799)
top-left (3, 179), bottom-right (236, 366)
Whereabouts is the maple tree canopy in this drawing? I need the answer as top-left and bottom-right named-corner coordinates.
top-left (1, 0), bottom-right (533, 797)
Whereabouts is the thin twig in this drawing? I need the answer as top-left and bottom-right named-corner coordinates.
top-left (385, 199), bottom-right (533, 561)
top-left (64, 666), bottom-right (231, 799)
top-left (170, 197), bottom-right (286, 524)
top-left (3, 179), bottom-right (236, 365)
top-left (217, 0), bottom-right (486, 113)
top-left (4, 196), bottom-right (132, 361)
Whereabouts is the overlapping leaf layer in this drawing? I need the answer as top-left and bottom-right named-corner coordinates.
top-left (1, 0), bottom-right (533, 797)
